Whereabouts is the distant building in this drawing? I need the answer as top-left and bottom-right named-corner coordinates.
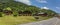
top-left (33, 12), bottom-right (48, 16)
top-left (18, 11), bottom-right (32, 16)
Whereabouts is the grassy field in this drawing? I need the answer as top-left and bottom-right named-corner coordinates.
top-left (0, 15), bottom-right (52, 25)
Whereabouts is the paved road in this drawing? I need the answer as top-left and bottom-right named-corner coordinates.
top-left (18, 17), bottom-right (60, 25)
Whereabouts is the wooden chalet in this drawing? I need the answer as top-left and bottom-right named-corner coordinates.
top-left (3, 10), bottom-right (13, 15)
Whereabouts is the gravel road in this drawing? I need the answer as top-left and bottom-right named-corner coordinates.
top-left (18, 17), bottom-right (60, 25)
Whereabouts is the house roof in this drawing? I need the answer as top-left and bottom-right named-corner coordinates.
top-left (38, 12), bottom-right (45, 14)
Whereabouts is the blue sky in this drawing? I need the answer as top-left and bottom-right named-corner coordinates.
top-left (15, 0), bottom-right (60, 13)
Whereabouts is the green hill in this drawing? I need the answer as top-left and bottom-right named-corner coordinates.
top-left (0, 0), bottom-right (57, 17)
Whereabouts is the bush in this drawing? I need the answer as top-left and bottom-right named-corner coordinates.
top-left (13, 14), bottom-right (17, 17)
top-left (0, 12), bottom-right (3, 17)
top-left (13, 12), bottom-right (18, 17)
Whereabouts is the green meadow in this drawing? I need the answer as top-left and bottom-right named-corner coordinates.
top-left (0, 15), bottom-right (52, 25)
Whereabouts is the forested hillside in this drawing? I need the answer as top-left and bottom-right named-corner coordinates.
top-left (0, 0), bottom-right (57, 17)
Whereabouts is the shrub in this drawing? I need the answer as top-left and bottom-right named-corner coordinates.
top-left (13, 14), bottom-right (17, 17)
top-left (13, 12), bottom-right (18, 17)
top-left (0, 12), bottom-right (3, 17)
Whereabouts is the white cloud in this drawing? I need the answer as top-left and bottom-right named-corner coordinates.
top-left (56, 7), bottom-right (60, 9)
top-left (41, 7), bottom-right (49, 9)
top-left (36, 0), bottom-right (47, 3)
top-left (15, 0), bottom-right (31, 5)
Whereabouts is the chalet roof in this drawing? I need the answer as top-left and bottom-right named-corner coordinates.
top-left (38, 12), bottom-right (45, 14)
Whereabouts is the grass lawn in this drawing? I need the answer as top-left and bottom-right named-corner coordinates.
top-left (0, 15), bottom-right (52, 25)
